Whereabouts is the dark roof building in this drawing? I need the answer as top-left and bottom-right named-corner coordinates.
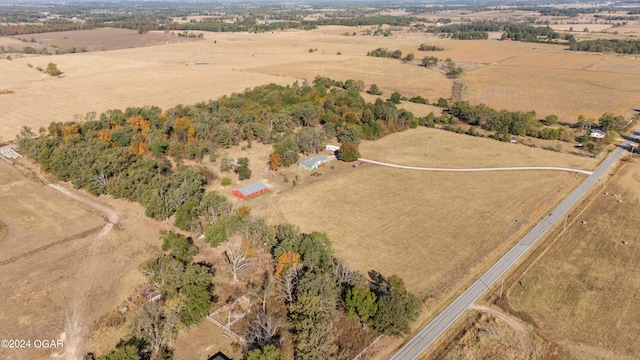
top-left (232, 182), bottom-right (268, 200)
top-left (208, 351), bottom-right (232, 360)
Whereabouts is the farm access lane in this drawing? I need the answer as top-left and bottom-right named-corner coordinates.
top-left (358, 158), bottom-right (593, 175)
top-left (389, 129), bottom-right (640, 360)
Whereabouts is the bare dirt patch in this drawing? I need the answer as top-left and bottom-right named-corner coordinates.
top-left (437, 307), bottom-right (552, 360)
top-left (507, 161), bottom-right (640, 359)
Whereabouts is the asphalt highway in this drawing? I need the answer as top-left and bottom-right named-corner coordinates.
top-left (390, 129), bottom-right (639, 360)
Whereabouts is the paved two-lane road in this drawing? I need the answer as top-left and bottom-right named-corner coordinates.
top-left (391, 129), bottom-right (640, 360)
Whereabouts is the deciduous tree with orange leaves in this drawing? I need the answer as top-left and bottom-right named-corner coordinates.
top-left (268, 153), bottom-right (281, 171)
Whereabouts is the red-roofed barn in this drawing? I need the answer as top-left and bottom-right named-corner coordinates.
top-left (232, 182), bottom-right (268, 200)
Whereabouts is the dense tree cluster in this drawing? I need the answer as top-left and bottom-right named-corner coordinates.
top-left (418, 44), bottom-right (444, 51)
top-left (98, 231), bottom-right (214, 360)
top-left (501, 23), bottom-right (559, 42)
top-left (16, 78), bottom-right (418, 228)
top-left (447, 101), bottom-right (572, 141)
top-left (426, 21), bottom-right (497, 39)
top-left (366, 47), bottom-right (403, 59)
top-left (569, 39), bottom-right (640, 54)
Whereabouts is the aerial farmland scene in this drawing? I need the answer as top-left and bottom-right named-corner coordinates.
top-left (1, 0), bottom-right (640, 359)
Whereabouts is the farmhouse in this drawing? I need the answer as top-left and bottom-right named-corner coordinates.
top-left (590, 129), bottom-right (606, 139)
top-left (298, 155), bottom-right (330, 171)
top-left (232, 182), bottom-right (268, 200)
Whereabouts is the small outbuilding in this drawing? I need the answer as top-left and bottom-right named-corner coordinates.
top-left (590, 129), bottom-right (606, 139)
top-left (298, 155), bottom-right (330, 171)
top-left (140, 287), bottom-right (162, 303)
top-left (232, 182), bottom-right (268, 200)
top-left (326, 144), bottom-right (340, 153)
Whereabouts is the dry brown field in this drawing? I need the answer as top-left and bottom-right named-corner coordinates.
top-left (2, 25), bottom-right (639, 141)
top-left (0, 160), bottom-right (164, 360)
top-left (255, 127), bottom-right (591, 303)
top-left (459, 41), bottom-right (640, 123)
top-left (5, 28), bottom-right (200, 53)
top-left (504, 161), bottom-right (640, 359)
top-left (0, 26), bottom-right (452, 140)
top-left (1, 19), bottom-right (639, 359)
top-left (415, 10), bottom-right (539, 23)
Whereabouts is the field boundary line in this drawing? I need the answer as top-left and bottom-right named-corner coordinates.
top-left (0, 225), bottom-right (103, 267)
top-left (358, 158), bottom-right (593, 175)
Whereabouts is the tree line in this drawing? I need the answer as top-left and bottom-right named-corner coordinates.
top-left (568, 39), bottom-right (640, 54)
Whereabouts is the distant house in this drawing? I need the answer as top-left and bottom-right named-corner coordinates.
top-left (590, 129), bottom-right (606, 139)
top-left (232, 182), bottom-right (268, 200)
top-left (298, 155), bottom-right (330, 171)
top-left (208, 352), bottom-right (232, 360)
top-left (325, 144), bottom-right (340, 153)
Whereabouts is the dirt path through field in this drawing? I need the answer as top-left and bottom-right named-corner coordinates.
top-left (359, 158), bottom-right (594, 175)
top-left (46, 184), bottom-right (119, 233)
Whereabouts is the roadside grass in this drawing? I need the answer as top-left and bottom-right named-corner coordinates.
top-left (508, 161), bottom-right (640, 359)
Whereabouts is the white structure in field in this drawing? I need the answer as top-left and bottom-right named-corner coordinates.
top-left (590, 129), bottom-right (606, 139)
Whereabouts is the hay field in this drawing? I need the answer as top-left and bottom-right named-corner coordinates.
top-left (460, 42), bottom-right (640, 123)
top-left (508, 162), bottom-right (640, 359)
top-left (0, 161), bottom-right (163, 359)
top-left (270, 162), bottom-right (581, 301)
top-left (0, 26), bottom-right (451, 140)
top-left (263, 128), bottom-right (589, 300)
top-left (359, 127), bottom-right (600, 170)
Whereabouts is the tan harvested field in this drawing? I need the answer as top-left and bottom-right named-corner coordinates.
top-left (0, 160), bottom-right (163, 360)
top-left (506, 161), bottom-right (640, 359)
top-left (260, 128), bottom-right (589, 300)
top-left (459, 41), bottom-right (640, 122)
top-left (1, 26), bottom-right (453, 140)
top-left (5, 28), bottom-right (200, 53)
top-left (3, 25), bottom-right (639, 141)
top-left (415, 10), bottom-right (539, 22)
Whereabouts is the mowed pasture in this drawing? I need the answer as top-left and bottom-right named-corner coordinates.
top-left (359, 126), bottom-right (600, 170)
top-left (0, 161), bottom-right (163, 359)
top-left (508, 162), bottom-right (640, 359)
top-left (265, 128), bottom-right (588, 300)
